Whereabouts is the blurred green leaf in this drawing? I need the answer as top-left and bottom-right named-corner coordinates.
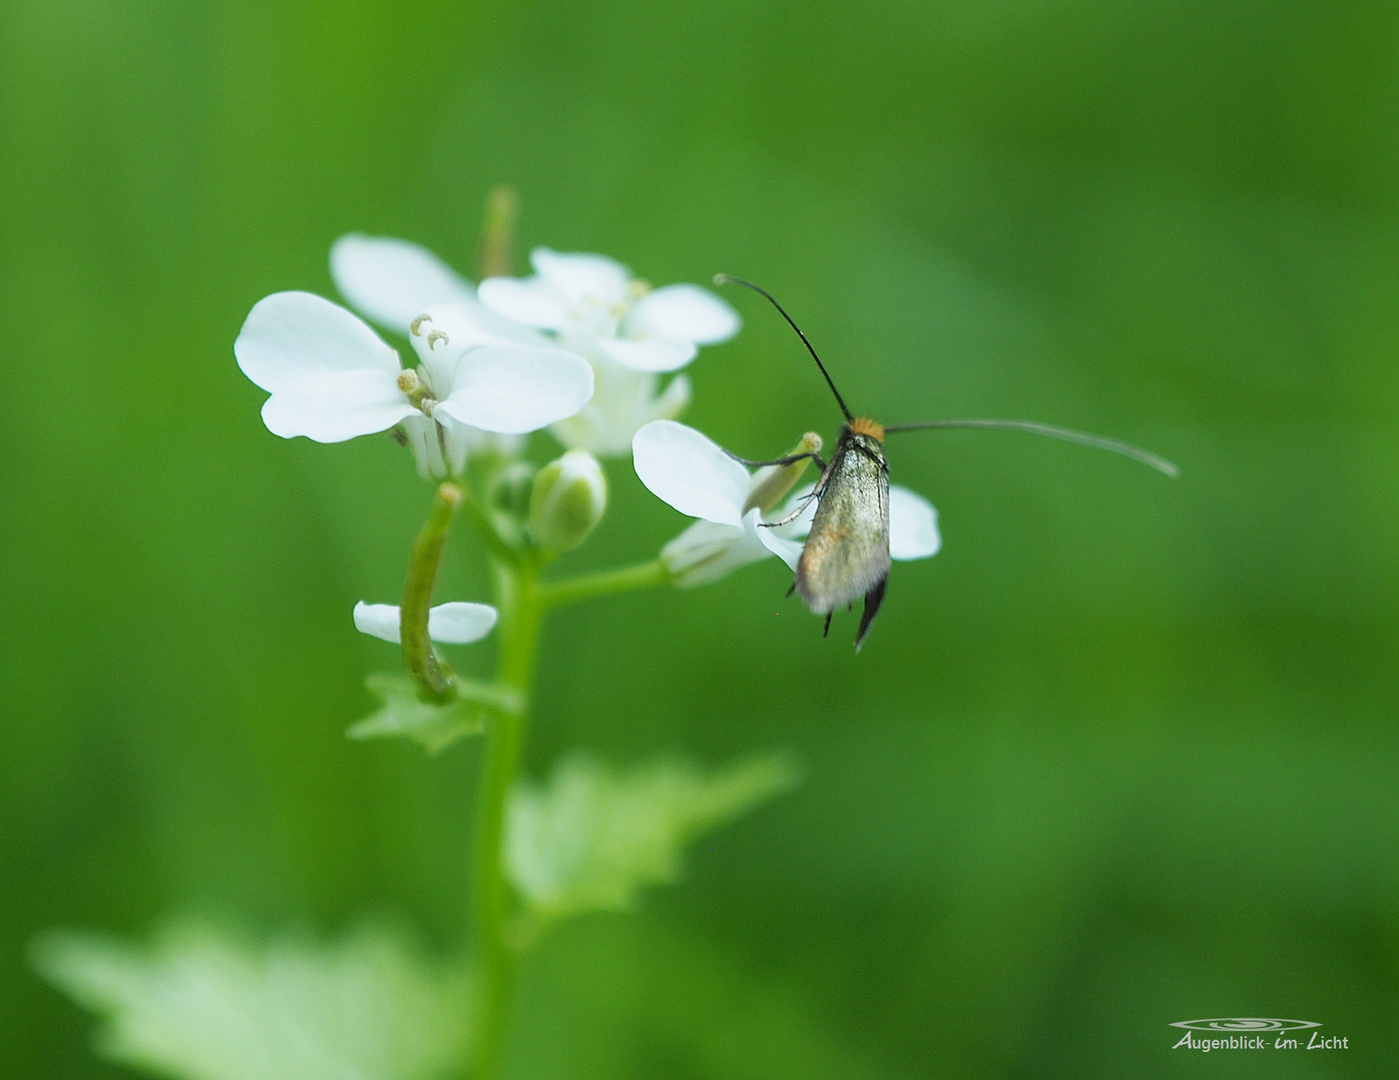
top-left (31, 918), bottom-right (469, 1080)
top-left (348, 672), bottom-right (501, 753)
top-left (512, 914), bottom-right (906, 1080)
top-left (505, 751), bottom-right (800, 928)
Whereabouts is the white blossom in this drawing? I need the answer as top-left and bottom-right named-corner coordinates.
top-left (234, 291), bottom-right (593, 478)
top-left (632, 420), bottom-right (940, 586)
top-left (479, 249), bottom-right (740, 455)
top-left (352, 601), bottom-right (498, 645)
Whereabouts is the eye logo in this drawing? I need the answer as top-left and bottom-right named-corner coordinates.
top-left (1171, 1018), bottom-right (1320, 1032)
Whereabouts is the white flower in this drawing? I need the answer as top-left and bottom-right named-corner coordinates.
top-left (632, 420), bottom-right (940, 586)
top-left (329, 232), bottom-right (545, 347)
top-left (353, 601), bottom-right (498, 644)
top-left (234, 291), bottom-right (594, 478)
top-left (479, 249), bottom-right (740, 455)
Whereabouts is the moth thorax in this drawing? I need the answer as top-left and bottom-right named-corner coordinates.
top-left (849, 416), bottom-right (885, 441)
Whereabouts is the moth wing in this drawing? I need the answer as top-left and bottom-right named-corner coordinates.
top-left (795, 443), bottom-right (890, 614)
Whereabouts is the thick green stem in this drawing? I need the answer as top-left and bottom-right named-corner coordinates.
top-left (401, 483), bottom-right (463, 702)
top-left (470, 556), bottom-right (542, 1080)
top-left (539, 558), bottom-right (670, 610)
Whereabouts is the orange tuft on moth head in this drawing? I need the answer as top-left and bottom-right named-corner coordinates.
top-left (849, 416), bottom-right (885, 441)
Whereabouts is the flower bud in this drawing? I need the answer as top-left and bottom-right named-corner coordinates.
top-left (529, 450), bottom-right (608, 553)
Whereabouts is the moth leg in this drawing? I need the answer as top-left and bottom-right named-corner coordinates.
top-left (785, 582), bottom-right (796, 598)
top-left (760, 490), bottom-right (820, 528)
top-left (723, 449), bottom-right (828, 472)
top-left (823, 612), bottom-right (833, 637)
top-left (854, 575), bottom-right (888, 653)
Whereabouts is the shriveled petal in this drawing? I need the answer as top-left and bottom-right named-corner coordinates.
top-left (598, 335), bottom-right (697, 373)
top-left (632, 420), bottom-right (750, 527)
top-left (353, 601), bottom-right (499, 644)
top-left (236, 292), bottom-right (399, 393)
top-left (436, 347), bottom-right (594, 434)
top-left (427, 602), bottom-right (498, 643)
top-left (889, 485), bottom-right (941, 560)
top-left (477, 277), bottom-right (570, 331)
top-left (261, 369), bottom-right (416, 442)
top-left (629, 284), bottom-right (740, 344)
top-left (530, 248), bottom-right (631, 308)
top-left (329, 234), bottom-right (475, 333)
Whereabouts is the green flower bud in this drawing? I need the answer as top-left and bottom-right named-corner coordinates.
top-left (529, 450), bottom-right (608, 553)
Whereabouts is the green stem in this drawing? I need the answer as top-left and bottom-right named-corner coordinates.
top-left (470, 555), bottom-right (542, 1080)
top-left (539, 558), bottom-right (670, 610)
top-left (401, 483), bottom-right (463, 703)
top-left (457, 483), bottom-right (520, 569)
top-left (466, 555), bottom-right (667, 1074)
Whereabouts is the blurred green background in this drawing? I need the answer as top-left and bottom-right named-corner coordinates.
top-left (3, 0), bottom-right (1398, 1075)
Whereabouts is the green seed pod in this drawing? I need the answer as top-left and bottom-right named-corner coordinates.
top-left (743, 431), bottom-right (822, 515)
top-left (529, 450), bottom-right (608, 553)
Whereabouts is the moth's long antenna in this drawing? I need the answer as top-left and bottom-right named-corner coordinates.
top-left (884, 418), bottom-right (1179, 478)
top-left (714, 274), bottom-right (853, 422)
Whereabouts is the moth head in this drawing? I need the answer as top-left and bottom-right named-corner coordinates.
top-left (848, 416), bottom-right (885, 442)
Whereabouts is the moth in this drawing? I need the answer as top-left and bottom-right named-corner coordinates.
top-left (714, 275), bottom-right (1177, 652)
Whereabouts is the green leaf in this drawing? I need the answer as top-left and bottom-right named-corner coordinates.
top-left (348, 672), bottom-right (508, 754)
top-left (31, 918), bottom-right (470, 1080)
top-left (505, 751), bottom-right (800, 927)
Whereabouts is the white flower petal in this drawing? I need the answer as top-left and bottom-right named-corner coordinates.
top-left (629, 284), bottom-right (740, 344)
top-left (889, 485), bottom-right (941, 560)
top-left (427, 602), bottom-right (498, 643)
top-left (329, 234), bottom-right (476, 333)
top-left (598, 335), bottom-right (697, 373)
top-left (353, 600), bottom-right (499, 644)
top-left (755, 523), bottom-right (805, 570)
top-left (477, 277), bottom-right (571, 331)
top-left (436, 347), bottom-right (594, 434)
top-left (661, 513), bottom-right (772, 586)
top-left (645, 373), bottom-right (692, 424)
top-left (530, 248), bottom-right (631, 308)
top-left (632, 420), bottom-right (751, 527)
top-left (261, 370), bottom-right (416, 442)
top-left (235, 292), bottom-right (400, 393)
top-left (407, 301), bottom-right (554, 390)
top-left (353, 602), bottom-right (403, 643)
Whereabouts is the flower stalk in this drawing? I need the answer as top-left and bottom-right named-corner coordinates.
top-left (539, 558), bottom-right (670, 609)
top-left (470, 556), bottom-right (541, 1080)
top-left (477, 185), bottom-right (519, 280)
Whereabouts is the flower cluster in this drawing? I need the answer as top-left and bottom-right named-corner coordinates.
top-left (233, 222), bottom-right (940, 658)
top-left (479, 248), bottom-right (739, 455)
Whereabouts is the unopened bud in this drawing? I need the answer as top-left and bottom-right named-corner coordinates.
top-left (744, 431), bottom-right (823, 514)
top-left (529, 450), bottom-right (608, 553)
